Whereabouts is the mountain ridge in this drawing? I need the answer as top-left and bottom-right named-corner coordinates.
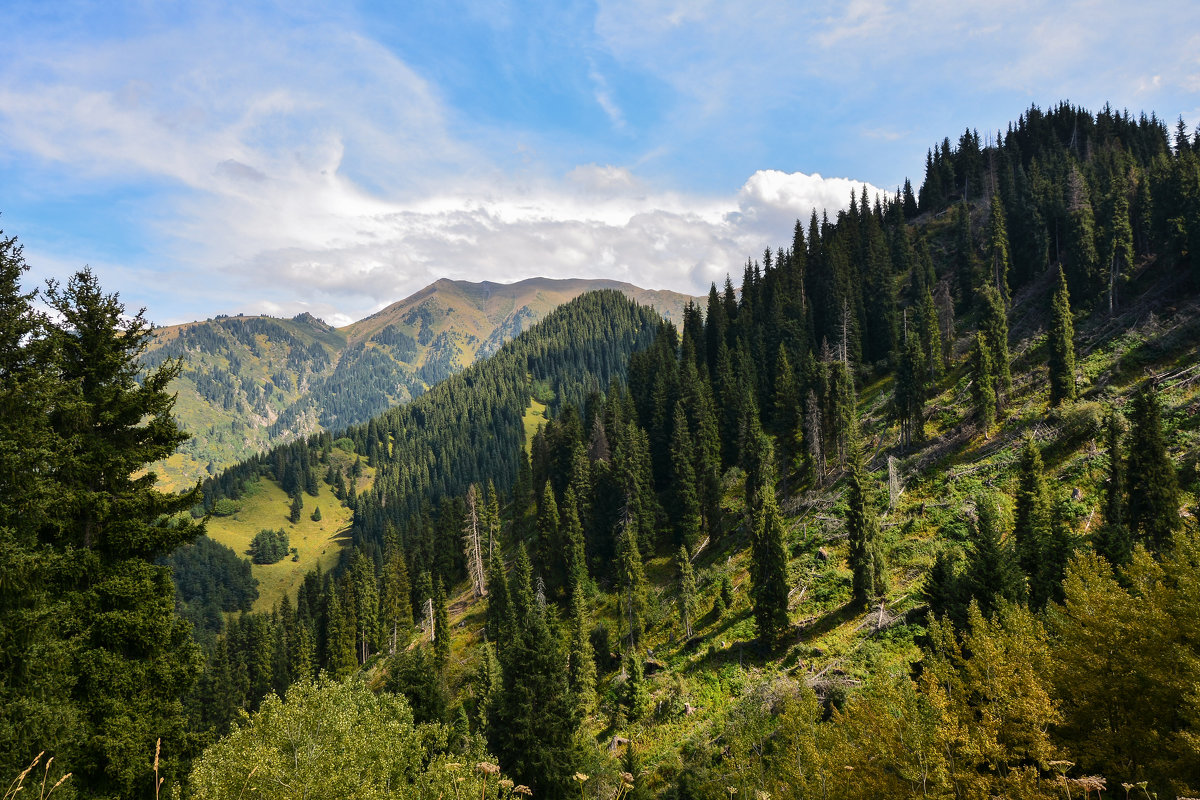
top-left (148, 276), bottom-right (699, 488)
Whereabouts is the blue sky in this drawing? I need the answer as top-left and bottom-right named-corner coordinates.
top-left (1, 0), bottom-right (1198, 325)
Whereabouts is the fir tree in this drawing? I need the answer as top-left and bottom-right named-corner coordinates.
top-left (1048, 266), bottom-right (1077, 406)
top-left (289, 492), bottom-right (303, 524)
top-left (1126, 380), bottom-right (1181, 551)
top-left (892, 328), bottom-right (925, 448)
top-left (846, 441), bottom-right (887, 609)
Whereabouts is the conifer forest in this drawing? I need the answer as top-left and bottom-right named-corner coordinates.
top-left (6, 102), bottom-right (1200, 799)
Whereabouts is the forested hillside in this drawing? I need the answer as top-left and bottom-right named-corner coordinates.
top-left (146, 277), bottom-right (695, 489)
top-left (5, 101), bottom-right (1200, 800)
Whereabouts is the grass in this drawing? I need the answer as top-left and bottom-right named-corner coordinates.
top-left (205, 453), bottom-right (375, 612)
top-left (522, 396), bottom-right (548, 448)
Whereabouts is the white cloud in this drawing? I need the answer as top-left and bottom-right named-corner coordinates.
top-left (0, 5), bottom-right (885, 325)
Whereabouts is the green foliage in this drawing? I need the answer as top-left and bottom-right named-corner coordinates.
top-left (970, 332), bottom-right (997, 432)
top-left (188, 678), bottom-right (498, 800)
top-left (248, 528), bottom-right (290, 565)
top-left (750, 480), bottom-right (791, 647)
top-left (1048, 266), bottom-right (1077, 405)
top-left (846, 442), bottom-right (887, 610)
top-left (676, 546), bottom-right (699, 639)
top-left (167, 535), bottom-right (258, 634)
top-left (1126, 379), bottom-right (1182, 551)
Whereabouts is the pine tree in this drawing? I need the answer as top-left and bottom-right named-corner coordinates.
top-left (676, 546), bottom-right (699, 639)
top-left (289, 492), bottom-right (303, 524)
top-left (749, 475), bottom-right (791, 648)
top-left (1048, 266), bottom-right (1077, 406)
top-left (970, 332), bottom-right (997, 434)
top-left (918, 285), bottom-right (943, 381)
top-left (846, 441), bottom-right (887, 610)
top-left (485, 550), bottom-right (512, 646)
top-left (1126, 380), bottom-right (1181, 551)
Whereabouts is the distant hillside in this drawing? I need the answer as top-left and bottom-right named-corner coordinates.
top-left (146, 277), bottom-right (697, 488)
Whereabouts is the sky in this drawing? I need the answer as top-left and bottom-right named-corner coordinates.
top-left (1, 1), bottom-right (1198, 326)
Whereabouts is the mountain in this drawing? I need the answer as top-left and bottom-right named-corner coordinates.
top-left (146, 277), bottom-right (697, 489)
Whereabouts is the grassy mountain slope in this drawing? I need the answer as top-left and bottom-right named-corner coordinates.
top-left (148, 277), bottom-right (696, 489)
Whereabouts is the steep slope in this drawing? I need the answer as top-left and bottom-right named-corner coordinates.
top-left (148, 277), bottom-right (696, 489)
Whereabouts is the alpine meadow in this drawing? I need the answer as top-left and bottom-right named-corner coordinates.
top-left (4, 15), bottom-right (1200, 800)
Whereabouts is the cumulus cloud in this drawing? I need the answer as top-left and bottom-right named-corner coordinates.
top-left (0, 4), bottom-right (885, 325)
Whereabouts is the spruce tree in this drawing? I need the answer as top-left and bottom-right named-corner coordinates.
top-left (21, 268), bottom-right (208, 795)
top-left (1048, 265), bottom-right (1077, 406)
top-left (970, 332), bottom-right (997, 434)
top-left (1126, 380), bottom-right (1181, 551)
top-left (963, 494), bottom-right (1025, 617)
top-left (379, 548), bottom-right (413, 654)
top-left (749, 477), bottom-right (791, 648)
top-left (676, 545), bottom-right (699, 639)
top-left (560, 485), bottom-right (588, 602)
top-left (1012, 437), bottom-right (1052, 585)
top-left (567, 588), bottom-right (596, 718)
top-left (846, 441), bottom-right (887, 610)
top-left (978, 284), bottom-right (1011, 400)
top-left (432, 579), bottom-right (450, 668)
top-left (536, 481), bottom-right (561, 592)
top-left (1094, 409), bottom-right (1132, 566)
top-left (986, 193), bottom-right (1012, 302)
top-left (669, 403), bottom-right (703, 552)
top-left (616, 512), bottom-right (646, 649)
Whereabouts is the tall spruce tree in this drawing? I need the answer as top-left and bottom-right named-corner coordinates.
top-left (986, 193), bottom-right (1012, 302)
top-left (669, 403), bottom-right (703, 552)
top-left (970, 332), bottom-right (997, 434)
top-left (32, 269), bottom-right (208, 796)
top-left (676, 545), bottom-right (699, 639)
top-left (1126, 380), bottom-right (1181, 551)
top-left (846, 441), bottom-right (887, 610)
top-left (1093, 410), bottom-right (1132, 566)
top-left (1048, 266), bottom-right (1077, 406)
top-left (963, 494), bottom-right (1025, 617)
top-left (749, 475), bottom-right (791, 648)
top-left (1012, 437), bottom-right (1052, 586)
top-left (978, 284), bottom-right (1011, 401)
